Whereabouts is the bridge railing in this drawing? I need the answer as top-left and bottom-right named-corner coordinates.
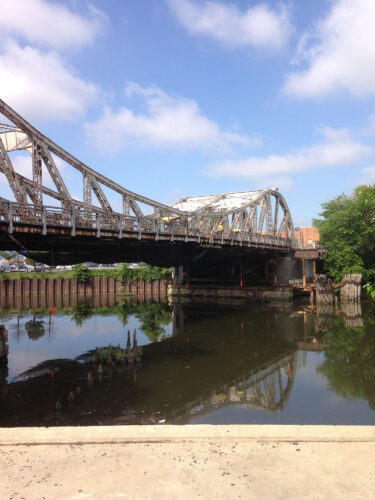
top-left (0, 201), bottom-right (293, 249)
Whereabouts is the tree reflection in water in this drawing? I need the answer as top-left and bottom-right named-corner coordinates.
top-left (318, 301), bottom-right (375, 409)
top-left (133, 303), bottom-right (172, 342)
top-left (69, 302), bottom-right (172, 343)
top-left (24, 314), bottom-right (45, 341)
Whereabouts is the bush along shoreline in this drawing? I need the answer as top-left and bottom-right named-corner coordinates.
top-left (0, 263), bottom-right (172, 283)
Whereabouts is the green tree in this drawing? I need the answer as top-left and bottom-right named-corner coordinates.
top-left (72, 264), bottom-right (91, 283)
top-left (0, 251), bottom-right (18, 261)
top-left (313, 185), bottom-right (375, 283)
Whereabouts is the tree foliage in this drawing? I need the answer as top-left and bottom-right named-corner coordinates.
top-left (313, 185), bottom-right (375, 283)
top-left (117, 263), bottom-right (172, 284)
top-left (0, 251), bottom-right (18, 261)
top-left (72, 264), bottom-right (91, 283)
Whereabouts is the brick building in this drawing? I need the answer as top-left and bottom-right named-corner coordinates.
top-left (294, 227), bottom-right (320, 248)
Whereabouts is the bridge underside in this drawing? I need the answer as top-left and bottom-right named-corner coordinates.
top-left (0, 222), bottom-right (287, 285)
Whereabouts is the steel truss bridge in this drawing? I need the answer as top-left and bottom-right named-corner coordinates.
top-left (0, 99), bottom-right (295, 265)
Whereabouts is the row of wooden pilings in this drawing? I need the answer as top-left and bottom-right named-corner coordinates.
top-left (315, 274), bottom-right (362, 304)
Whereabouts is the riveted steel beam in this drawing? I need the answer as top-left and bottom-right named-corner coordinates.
top-left (0, 137), bottom-right (27, 203)
top-left (41, 145), bottom-right (72, 208)
top-left (32, 139), bottom-right (43, 206)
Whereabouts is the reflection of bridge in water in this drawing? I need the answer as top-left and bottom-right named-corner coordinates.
top-left (0, 296), bottom-right (303, 425)
top-left (171, 351), bottom-right (297, 423)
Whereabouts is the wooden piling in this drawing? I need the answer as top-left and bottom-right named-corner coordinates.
top-left (315, 275), bottom-right (335, 304)
top-left (340, 274), bottom-right (361, 301)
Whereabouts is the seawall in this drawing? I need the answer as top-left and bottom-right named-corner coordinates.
top-left (0, 277), bottom-right (168, 296)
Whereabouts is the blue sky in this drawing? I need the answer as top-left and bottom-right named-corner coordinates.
top-left (1, 0), bottom-right (375, 225)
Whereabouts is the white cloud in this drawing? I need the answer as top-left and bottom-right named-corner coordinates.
top-left (0, 42), bottom-right (99, 121)
top-left (316, 126), bottom-right (352, 142)
top-left (284, 0), bottom-right (375, 98)
top-left (85, 82), bottom-right (250, 151)
top-left (362, 114), bottom-right (375, 137)
top-left (0, 0), bottom-right (107, 51)
top-left (208, 129), bottom-right (372, 180)
top-left (0, 1), bottom-right (106, 121)
top-left (358, 166), bottom-right (375, 184)
top-left (167, 0), bottom-right (291, 50)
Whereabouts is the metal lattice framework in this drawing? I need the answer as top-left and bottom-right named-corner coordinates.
top-left (0, 99), bottom-right (295, 249)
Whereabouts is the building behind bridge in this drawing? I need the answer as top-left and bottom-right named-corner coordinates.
top-left (294, 227), bottom-right (320, 248)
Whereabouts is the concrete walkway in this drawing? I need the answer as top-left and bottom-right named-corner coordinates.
top-left (1, 425), bottom-right (375, 499)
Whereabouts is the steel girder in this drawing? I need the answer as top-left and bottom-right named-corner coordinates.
top-left (0, 99), bottom-right (295, 245)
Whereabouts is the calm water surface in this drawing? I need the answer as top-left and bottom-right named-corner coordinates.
top-left (0, 296), bottom-right (374, 426)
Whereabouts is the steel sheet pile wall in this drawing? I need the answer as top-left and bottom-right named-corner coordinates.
top-left (0, 278), bottom-right (168, 297)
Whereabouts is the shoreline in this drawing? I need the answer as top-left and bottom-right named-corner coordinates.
top-left (1, 424), bottom-right (375, 446)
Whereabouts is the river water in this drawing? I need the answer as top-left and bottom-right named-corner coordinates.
top-left (0, 295), bottom-right (374, 426)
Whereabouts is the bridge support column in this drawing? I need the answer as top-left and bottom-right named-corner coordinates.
top-left (265, 258), bottom-right (276, 285)
top-left (172, 265), bottom-right (185, 285)
top-left (302, 258), bottom-right (306, 287)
